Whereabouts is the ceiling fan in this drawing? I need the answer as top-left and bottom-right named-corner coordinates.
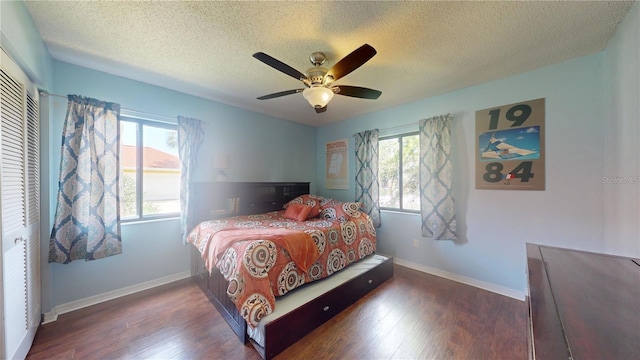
top-left (253, 44), bottom-right (382, 113)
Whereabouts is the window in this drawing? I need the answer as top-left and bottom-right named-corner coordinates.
top-left (379, 133), bottom-right (419, 212)
top-left (120, 116), bottom-right (181, 221)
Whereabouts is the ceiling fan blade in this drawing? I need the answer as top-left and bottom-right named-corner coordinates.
top-left (315, 106), bottom-right (327, 114)
top-left (253, 52), bottom-right (307, 81)
top-left (335, 85), bottom-right (381, 99)
top-left (326, 44), bottom-right (377, 81)
top-left (257, 89), bottom-right (304, 100)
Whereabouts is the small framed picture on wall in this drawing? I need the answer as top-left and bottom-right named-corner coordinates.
top-left (325, 139), bottom-right (349, 189)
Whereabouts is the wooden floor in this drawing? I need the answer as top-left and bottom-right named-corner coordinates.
top-left (27, 265), bottom-right (528, 360)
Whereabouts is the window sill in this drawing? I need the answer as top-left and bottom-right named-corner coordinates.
top-left (121, 216), bottom-right (180, 226)
top-left (380, 209), bottom-right (420, 216)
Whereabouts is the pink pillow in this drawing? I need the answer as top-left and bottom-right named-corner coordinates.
top-left (283, 203), bottom-right (313, 221)
top-left (284, 194), bottom-right (323, 219)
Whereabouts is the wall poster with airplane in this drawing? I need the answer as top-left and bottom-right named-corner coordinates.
top-left (475, 98), bottom-right (545, 190)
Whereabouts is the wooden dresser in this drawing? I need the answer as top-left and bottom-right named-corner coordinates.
top-left (526, 243), bottom-right (640, 359)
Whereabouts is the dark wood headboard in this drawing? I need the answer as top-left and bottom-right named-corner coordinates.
top-left (189, 182), bottom-right (310, 228)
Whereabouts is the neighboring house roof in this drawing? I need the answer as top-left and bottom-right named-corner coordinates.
top-left (121, 144), bottom-right (179, 169)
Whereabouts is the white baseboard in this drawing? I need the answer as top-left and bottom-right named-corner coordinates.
top-left (393, 257), bottom-right (525, 301)
top-left (43, 271), bottom-right (191, 324)
top-left (11, 326), bottom-right (36, 360)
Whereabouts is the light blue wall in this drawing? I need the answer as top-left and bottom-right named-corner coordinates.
top-left (316, 54), bottom-right (608, 295)
top-left (316, 3), bottom-right (640, 295)
top-left (50, 61), bottom-right (317, 186)
top-left (602, 1), bottom-right (640, 256)
top-left (46, 61), bottom-right (316, 309)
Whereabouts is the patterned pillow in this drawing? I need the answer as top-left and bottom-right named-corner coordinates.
top-left (319, 200), bottom-right (363, 223)
top-left (284, 194), bottom-right (324, 218)
top-left (283, 203), bottom-right (313, 221)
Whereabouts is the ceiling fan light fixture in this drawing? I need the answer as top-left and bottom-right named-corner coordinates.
top-left (254, 44), bottom-right (381, 111)
top-left (302, 86), bottom-right (334, 108)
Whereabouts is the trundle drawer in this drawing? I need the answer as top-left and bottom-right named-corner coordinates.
top-left (262, 255), bottom-right (394, 359)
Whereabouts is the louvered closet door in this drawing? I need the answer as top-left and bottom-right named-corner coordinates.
top-left (1, 48), bottom-right (40, 360)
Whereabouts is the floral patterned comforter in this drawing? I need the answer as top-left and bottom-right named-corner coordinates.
top-left (187, 209), bottom-right (377, 328)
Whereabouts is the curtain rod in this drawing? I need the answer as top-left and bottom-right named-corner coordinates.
top-left (372, 112), bottom-right (454, 133)
top-left (353, 122), bottom-right (416, 137)
top-left (39, 91), bottom-right (177, 124)
top-left (380, 122), bottom-right (417, 132)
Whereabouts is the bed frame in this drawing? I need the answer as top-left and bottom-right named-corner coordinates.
top-left (189, 182), bottom-right (394, 359)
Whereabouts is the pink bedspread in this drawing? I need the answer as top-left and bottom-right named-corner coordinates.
top-left (187, 210), bottom-right (377, 328)
top-left (204, 228), bottom-right (320, 277)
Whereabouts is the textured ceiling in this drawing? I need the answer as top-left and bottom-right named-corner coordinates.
top-left (25, 1), bottom-right (633, 126)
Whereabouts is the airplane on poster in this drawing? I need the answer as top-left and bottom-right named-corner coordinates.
top-left (481, 133), bottom-right (537, 160)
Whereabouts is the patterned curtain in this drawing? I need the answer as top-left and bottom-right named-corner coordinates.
top-left (354, 129), bottom-right (381, 227)
top-left (419, 114), bottom-right (457, 240)
top-left (177, 116), bottom-right (205, 243)
top-left (49, 95), bottom-right (121, 263)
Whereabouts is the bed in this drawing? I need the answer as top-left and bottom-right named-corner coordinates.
top-left (187, 182), bottom-right (394, 359)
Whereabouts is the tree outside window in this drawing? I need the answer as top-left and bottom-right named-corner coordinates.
top-left (379, 133), bottom-right (420, 211)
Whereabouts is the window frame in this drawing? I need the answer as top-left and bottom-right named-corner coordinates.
top-left (379, 131), bottom-right (420, 214)
top-left (119, 115), bottom-right (180, 223)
